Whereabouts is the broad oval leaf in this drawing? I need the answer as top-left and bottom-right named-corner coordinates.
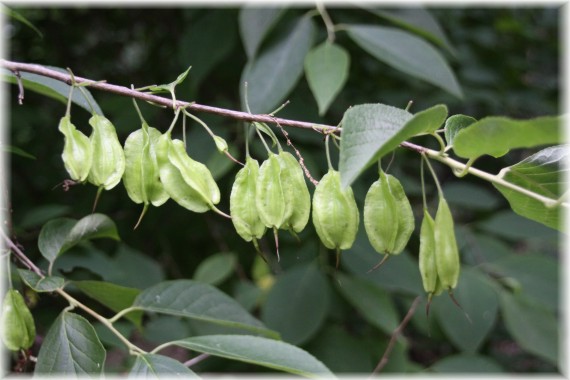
top-left (347, 25), bottom-right (462, 98)
top-left (261, 264), bottom-right (330, 345)
top-left (494, 145), bottom-right (567, 231)
top-left (133, 280), bottom-right (277, 338)
top-left (169, 334), bottom-right (334, 378)
top-left (339, 103), bottom-right (447, 188)
top-left (34, 311), bottom-right (105, 376)
top-left (240, 16), bottom-right (315, 114)
top-left (452, 115), bottom-right (561, 159)
top-left (444, 114), bottom-right (477, 147)
top-left (60, 213), bottom-right (120, 253)
top-left (430, 353), bottom-right (504, 373)
top-left (239, 6), bottom-right (285, 59)
top-left (17, 269), bottom-right (65, 292)
top-left (38, 218), bottom-right (76, 265)
top-left (128, 354), bottom-right (198, 378)
top-left (304, 42), bottom-right (350, 115)
top-left (193, 252), bottom-right (237, 286)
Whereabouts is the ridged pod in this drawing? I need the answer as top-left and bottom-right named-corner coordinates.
top-left (0, 290), bottom-right (35, 351)
top-left (58, 116), bottom-right (92, 182)
top-left (434, 196), bottom-right (460, 290)
top-left (277, 151), bottom-right (311, 233)
top-left (418, 208), bottom-right (441, 296)
top-left (256, 153), bottom-right (286, 230)
top-left (87, 115), bottom-right (126, 190)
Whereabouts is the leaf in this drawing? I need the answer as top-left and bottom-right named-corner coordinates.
top-left (442, 182), bottom-right (501, 211)
top-left (169, 335), bottom-right (334, 378)
top-left (73, 281), bottom-right (143, 327)
top-left (430, 354), bottom-right (504, 373)
top-left (432, 268), bottom-right (499, 352)
top-left (477, 209), bottom-right (559, 242)
top-left (339, 103), bottom-right (447, 188)
top-left (452, 115), bottom-right (561, 159)
top-left (193, 252), bottom-right (237, 286)
top-left (334, 273), bottom-right (399, 334)
top-left (19, 204), bottom-right (71, 229)
top-left (34, 311), bottom-right (105, 376)
top-left (444, 114), bottom-right (477, 147)
top-left (261, 264), bottom-right (330, 345)
top-left (128, 354), bottom-right (199, 378)
top-left (60, 213), bottom-right (120, 254)
top-left (38, 218), bottom-right (76, 265)
top-left (239, 6), bottom-right (286, 59)
top-left (133, 280), bottom-right (277, 338)
top-left (1, 66), bottom-right (103, 115)
top-left (146, 66), bottom-right (191, 94)
top-left (0, 4), bottom-right (43, 38)
top-left (240, 16), bottom-right (315, 114)
top-left (2, 144), bottom-right (36, 160)
top-left (17, 269), bottom-right (65, 292)
top-left (499, 291), bottom-right (558, 367)
top-left (347, 25), bottom-right (462, 98)
top-left (494, 145), bottom-right (567, 231)
top-left (304, 42), bottom-right (350, 115)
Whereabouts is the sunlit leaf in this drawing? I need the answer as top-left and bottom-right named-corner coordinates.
top-left (444, 114), bottom-right (476, 147)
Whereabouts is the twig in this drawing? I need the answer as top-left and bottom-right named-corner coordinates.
top-left (0, 229), bottom-right (43, 276)
top-left (369, 296), bottom-right (421, 376)
top-left (184, 353), bottom-right (210, 367)
top-left (12, 70), bottom-right (24, 105)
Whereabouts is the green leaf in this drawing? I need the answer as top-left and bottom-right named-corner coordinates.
top-left (239, 6), bottom-right (285, 59)
top-left (499, 291), bottom-right (558, 367)
top-left (442, 182), bottom-right (500, 211)
top-left (261, 264), bottom-right (330, 345)
top-left (494, 145), bottom-right (567, 231)
top-left (0, 4), bottom-right (43, 38)
top-left (430, 354), bottom-right (504, 373)
top-left (133, 280), bottom-right (277, 338)
top-left (346, 25), bottom-right (462, 98)
top-left (34, 311), bottom-right (105, 376)
top-left (19, 204), bottom-right (71, 229)
top-left (146, 66), bottom-right (191, 94)
top-left (1, 66), bottom-right (103, 115)
top-left (339, 103), bottom-right (447, 188)
top-left (129, 354), bottom-right (199, 378)
top-left (432, 268), bottom-right (499, 352)
top-left (477, 209), bottom-right (559, 242)
top-left (304, 42), bottom-right (350, 115)
top-left (240, 16), bottom-right (315, 114)
top-left (38, 218), bottom-right (76, 265)
top-left (2, 144), bottom-right (36, 160)
top-left (169, 335), bottom-right (334, 378)
top-left (193, 252), bottom-right (237, 286)
top-left (334, 273), bottom-right (399, 334)
top-left (73, 281), bottom-right (143, 327)
top-left (444, 114), bottom-right (477, 147)
top-left (17, 269), bottom-right (65, 292)
top-left (452, 115), bottom-right (561, 159)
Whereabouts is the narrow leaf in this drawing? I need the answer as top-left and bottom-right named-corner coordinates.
top-left (0, 4), bottom-right (43, 38)
top-left (17, 269), bottom-right (65, 292)
top-left (34, 311), bottom-right (105, 376)
top-left (347, 25), bottom-right (462, 98)
top-left (129, 354), bottom-right (198, 378)
top-left (60, 213), bottom-right (120, 254)
top-left (444, 114), bottom-right (477, 147)
top-left (193, 252), bottom-right (237, 286)
top-left (170, 335), bottom-right (334, 378)
top-left (133, 280), bottom-right (277, 338)
top-left (2, 144), bottom-right (36, 160)
top-left (239, 6), bottom-right (285, 59)
top-left (452, 115), bottom-right (561, 159)
top-left (304, 42), bottom-right (350, 115)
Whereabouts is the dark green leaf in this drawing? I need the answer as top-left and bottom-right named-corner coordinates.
top-left (494, 145), bottom-right (567, 231)
top-left (261, 264), bottom-right (330, 345)
top-left (38, 218), bottom-right (76, 265)
top-left (133, 280), bottom-right (277, 338)
top-left (239, 6), bottom-right (285, 59)
top-left (430, 354), bottom-right (504, 373)
top-left (442, 182), bottom-right (500, 211)
top-left (452, 115), bottom-right (561, 159)
top-left (34, 311), bottom-right (105, 376)
top-left (143, 316), bottom-right (192, 345)
top-left (193, 252), bottom-right (237, 286)
top-left (17, 269), bottom-right (65, 292)
top-left (2, 144), bottom-right (36, 160)
top-left (347, 25), bottom-right (462, 98)
top-left (240, 16), bottom-right (315, 114)
top-left (170, 335), bottom-right (334, 378)
top-left (233, 281), bottom-right (263, 312)
top-left (60, 213), bottom-right (120, 254)
top-left (92, 321), bottom-right (134, 350)
top-left (128, 354), bottom-right (198, 378)
top-left (304, 42), bottom-right (350, 115)
top-left (477, 209), bottom-right (559, 242)
top-left (339, 103), bottom-right (447, 188)
top-left (19, 204), bottom-right (71, 229)
top-left (334, 273), bottom-right (399, 334)
top-left (444, 114), bottom-right (477, 147)
top-left (0, 4), bottom-right (43, 38)
top-left (106, 244), bottom-right (165, 289)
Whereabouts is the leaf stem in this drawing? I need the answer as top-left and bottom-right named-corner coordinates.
top-left (325, 134), bottom-right (333, 170)
top-left (317, 2), bottom-right (336, 43)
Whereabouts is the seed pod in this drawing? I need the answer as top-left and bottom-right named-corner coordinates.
top-left (87, 114), bottom-right (126, 190)
top-left (419, 208), bottom-right (439, 295)
top-left (277, 151), bottom-right (311, 233)
top-left (312, 169), bottom-right (359, 251)
top-left (1, 289), bottom-right (35, 351)
top-left (256, 153), bottom-right (286, 230)
top-left (364, 170), bottom-right (414, 255)
top-left (58, 116), bottom-right (92, 182)
top-left (230, 157), bottom-right (266, 242)
top-left (434, 196), bottom-right (460, 290)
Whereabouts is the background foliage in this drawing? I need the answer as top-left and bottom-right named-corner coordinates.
top-left (4, 5), bottom-right (561, 375)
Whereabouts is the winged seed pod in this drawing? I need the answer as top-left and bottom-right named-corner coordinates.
top-left (256, 153), bottom-right (287, 230)
top-left (434, 196), bottom-right (460, 290)
top-left (1, 289), bottom-right (36, 351)
top-left (277, 151), bottom-right (311, 233)
top-left (418, 208), bottom-right (442, 298)
top-left (58, 116), bottom-right (93, 182)
top-left (364, 170), bottom-right (414, 255)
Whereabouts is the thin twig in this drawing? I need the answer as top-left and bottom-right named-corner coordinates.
top-left (369, 296), bottom-right (421, 377)
top-left (12, 70), bottom-right (24, 105)
top-left (0, 229), bottom-right (43, 276)
top-left (184, 353), bottom-right (210, 367)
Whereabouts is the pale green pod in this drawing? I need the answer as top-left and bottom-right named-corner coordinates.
top-left (256, 153), bottom-right (286, 229)
top-left (434, 196), bottom-right (460, 290)
top-left (418, 208), bottom-right (438, 294)
top-left (230, 157), bottom-right (266, 242)
top-left (213, 135), bottom-right (229, 153)
top-left (87, 114), bottom-right (126, 190)
top-left (277, 151), bottom-right (311, 233)
top-left (1, 289), bottom-right (35, 351)
top-left (312, 169), bottom-right (359, 250)
top-left (58, 116), bottom-right (92, 182)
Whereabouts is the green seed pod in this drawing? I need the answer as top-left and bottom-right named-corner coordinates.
top-left (58, 116), bottom-right (92, 182)
top-left (87, 114), bottom-right (126, 190)
top-left (364, 170), bottom-right (414, 255)
top-left (230, 157), bottom-right (266, 242)
top-left (418, 208), bottom-right (438, 295)
top-left (256, 153), bottom-right (286, 229)
top-left (277, 151), bottom-right (311, 233)
top-left (434, 196), bottom-right (460, 290)
top-left (1, 289), bottom-right (35, 351)
top-left (213, 135), bottom-right (229, 154)
top-left (312, 169), bottom-right (359, 250)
